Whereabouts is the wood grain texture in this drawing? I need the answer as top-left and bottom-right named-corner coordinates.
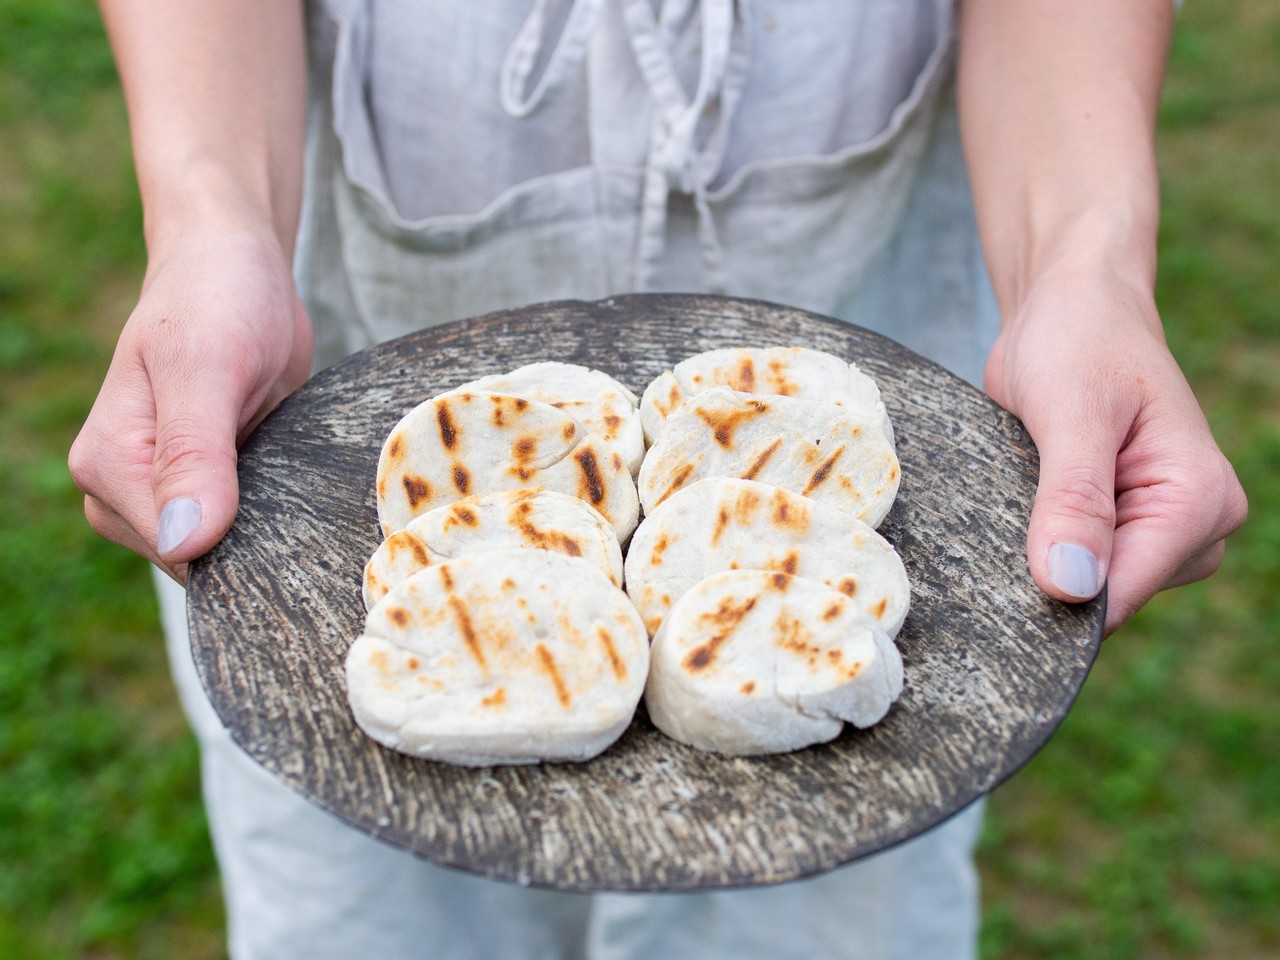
top-left (186, 294), bottom-right (1103, 892)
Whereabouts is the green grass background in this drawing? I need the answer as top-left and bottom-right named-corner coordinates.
top-left (1, 2), bottom-right (1276, 957)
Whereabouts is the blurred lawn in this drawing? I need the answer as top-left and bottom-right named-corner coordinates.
top-left (0, 2), bottom-right (1276, 959)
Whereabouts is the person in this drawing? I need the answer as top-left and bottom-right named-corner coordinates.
top-left (69, 1), bottom-right (1246, 958)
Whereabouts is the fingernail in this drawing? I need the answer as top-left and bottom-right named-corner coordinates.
top-left (157, 498), bottom-right (201, 555)
top-left (1047, 542), bottom-right (1102, 598)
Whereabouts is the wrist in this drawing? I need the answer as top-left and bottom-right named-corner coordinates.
top-left (140, 157), bottom-right (295, 269)
top-left (139, 209), bottom-right (297, 310)
top-left (991, 201), bottom-right (1160, 330)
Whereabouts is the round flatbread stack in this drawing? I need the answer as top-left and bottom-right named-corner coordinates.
top-left (454, 362), bottom-right (646, 477)
top-left (630, 345), bottom-right (911, 757)
top-left (644, 570), bottom-right (904, 756)
top-left (624, 477), bottom-right (910, 637)
top-left (639, 345), bottom-right (893, 445)
top-left (376, 389), bottom-right (639, 540)
top-left (349, 345), bottom-right (911, 764)
top-left (637, 387), bottom-right (900, 528)
top-left (354, 366), bottom-right (646, 767)
top-left (347, 549), bottom-right (649, 766)
top-left (363, 488), bottom-right (625, 610)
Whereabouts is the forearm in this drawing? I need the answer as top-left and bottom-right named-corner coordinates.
top-left (99, 0), bottom-right (307, 259)
top-left (955, 2), bottom-right (1247, 629)
top-left (957, 0), bottom-right (1173, 321)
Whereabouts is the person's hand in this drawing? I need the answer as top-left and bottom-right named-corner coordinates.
top-left (984, 268), bottom-right (1247, 634)
top-left (69, 227), bottom-right (313, 584)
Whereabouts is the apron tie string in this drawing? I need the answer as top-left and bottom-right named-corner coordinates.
top-left (500, 0), bottom-right (606, 118)
top-left (501, 0), bottom-right (750, 292)
top-left (623, 0), bottom-right (748, 293)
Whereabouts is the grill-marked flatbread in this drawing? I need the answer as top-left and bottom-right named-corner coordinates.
top-left (363, 488), bottom-right (625, 610)
top-left (640, 346), bottom-right (893, 445)
top-left (455, 362), bottom-right (645, 476)
top-left (644, 570), bottom-right (904, 756)
top-left (346, 549), bottom-right (649, 766)
top-left (637, 388), bottom-right (900, 526)
top-left (376, 390), bottom-right (639, 540)
top-left (625, 477), bottom-right (909, 636)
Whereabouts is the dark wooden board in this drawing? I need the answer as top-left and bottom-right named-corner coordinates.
top-left (187, 294), bottom-right (1103, 892)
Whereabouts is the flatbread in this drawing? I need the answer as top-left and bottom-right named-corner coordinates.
top-left (346, 549), bottom-right (649, 766)
top-left (363, 488), bottom-right (625, 610)
top-left (639, 346), bottom-right (893, 445)
top-left (644, 570), bottom-right (904, 756)
top-left (376, 390), bottom-right (639, 540)
top-left (624, 477), bottom-right (910, 636)
top-left (454, 362), bottom-right (646, 476)
top-left (637, 388), bottom-right (900, 527)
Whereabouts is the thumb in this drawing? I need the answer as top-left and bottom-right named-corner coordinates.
top-left (151, 368), bottom-right (244, 566)
top-left (1025, 409), bottom-right (1119, 605)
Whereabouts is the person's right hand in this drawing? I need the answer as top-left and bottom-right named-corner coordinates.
top-left (69, 227), bottom-right (313, 584)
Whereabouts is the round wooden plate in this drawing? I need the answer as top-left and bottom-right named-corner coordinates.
top-left (187, 294), bottom-right (1103, 892)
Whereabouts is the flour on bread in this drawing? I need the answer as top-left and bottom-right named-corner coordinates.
top-left (639, 346), bottom-right (893, 446)
top-left (376, 389), bottom-right (638, 540)
top-left (347, 549), bottom-right (649, 766)
top-left (637, 388), bottom-right (900, 527)
top-left (625, 477), bottom-right (909, 637)
top-left (455, 362), bottom-right (645, 476)
top-left (644, 569), bottom-right (903, 755)
top-left (363, 488), bottom-right (624, 609)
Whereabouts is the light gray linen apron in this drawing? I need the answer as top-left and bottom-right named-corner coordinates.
top-left (160, 2), bottom-right (999, 957)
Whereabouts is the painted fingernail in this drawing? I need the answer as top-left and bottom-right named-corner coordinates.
top-left (157, 498), bottom-right (201, 555)
top-left (1047, 542), bottom-right (1102, 599)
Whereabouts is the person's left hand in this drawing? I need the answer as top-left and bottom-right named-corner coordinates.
top-left (984, 268), bottom-right (1247, 634)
